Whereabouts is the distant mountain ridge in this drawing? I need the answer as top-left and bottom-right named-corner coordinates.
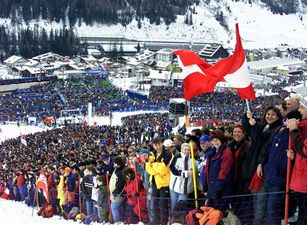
top-left (0, 0), bottom-right (306, 29)
top-left (0, 0), bottom-right (307, 61)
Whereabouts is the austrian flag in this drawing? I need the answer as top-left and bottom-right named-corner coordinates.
top-left (36, 168), bottom-right (50, 203)
top-left (173, 24), bottom-right (256, 100)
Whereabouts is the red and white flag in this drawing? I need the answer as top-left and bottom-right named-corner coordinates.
top-left (20, 133), bottom-right (27, 146)
top-left (173, 23), bottom-right (256, 100)
top-left (1, 188), bottom-right (10, 200)
top-left (36, 168), bottom-right (50, 203)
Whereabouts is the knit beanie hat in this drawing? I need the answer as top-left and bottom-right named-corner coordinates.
top-left (210, 130), bottom-right (227, 144)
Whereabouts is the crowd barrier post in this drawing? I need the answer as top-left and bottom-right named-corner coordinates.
top-left (189, 141), bottom-right (198, 209)
top-left (133, 161), bottom-right (141, 222)
top-left (78, 174), bottom-right (82, 215)
top-left (284, 136), bottom-right (292, 225)
top-left (105, 172), bottom-right (112, 223)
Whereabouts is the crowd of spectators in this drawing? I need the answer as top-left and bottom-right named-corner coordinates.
top-left (1, 93), bottom-right (307, 224)
top-left (1, 73), bottom-right (305, 124)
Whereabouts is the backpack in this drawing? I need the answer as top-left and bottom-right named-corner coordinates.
top-left (196, 207), bottom-right (223, 225)
top-left (42, 204), bottom-right (54, 218)
top-left (171, 200), bottom-right (196, 225)
top-left (186, 206), bottom-right (223, 225)
top-left (185, 209), bottom-right (201, 225)
top-left (37, 203), bottom-right (48, 216)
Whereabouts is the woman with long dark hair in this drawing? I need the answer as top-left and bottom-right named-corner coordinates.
top-left (228, 124), bottom-right (252, 224)
top-left (242, 106), bottom-right (283, 225)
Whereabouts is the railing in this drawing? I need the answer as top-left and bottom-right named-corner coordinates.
top-left (1, 184), bottom-right (304, 225)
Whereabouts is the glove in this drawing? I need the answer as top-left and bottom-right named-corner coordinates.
top-left (215, 190), bottom-right (222, 199)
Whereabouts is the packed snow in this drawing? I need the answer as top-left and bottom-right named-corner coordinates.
top-left (0, 200), bottom-right (79, 225)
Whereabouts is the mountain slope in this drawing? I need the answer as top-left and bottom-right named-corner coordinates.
top-left (0, 0), bottom-right (306, 49)
top-left (76, 0), bottom-right (307, 48)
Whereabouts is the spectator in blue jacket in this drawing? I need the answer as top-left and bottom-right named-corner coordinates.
top-left (63, 167), bottom-right (77, 206)
top-left (204, 130), bottom-right (233, 212)
top-left (257, 111), bottom-right (302, 225)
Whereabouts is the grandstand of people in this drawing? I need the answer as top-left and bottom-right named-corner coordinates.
top-left (1, 48), bottom-right (307, 225)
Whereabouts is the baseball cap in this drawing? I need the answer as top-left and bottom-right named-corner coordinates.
top-left (199, 135), bottom-right (212, 143)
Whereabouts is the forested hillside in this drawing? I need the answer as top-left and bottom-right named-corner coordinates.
top-left (0, 0), bottom-right (306, 61)
top-left (0, 0), bottom-right (196, 26)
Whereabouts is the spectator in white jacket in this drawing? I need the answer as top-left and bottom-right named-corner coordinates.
top-left (169, 143), bottom-right (199, 212)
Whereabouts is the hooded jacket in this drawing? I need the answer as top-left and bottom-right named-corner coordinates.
top-left (145, 148), bottom-right (172, 189)
top-left (204, 144), bottom-right (233, 199)
top-left (289, 119), bottom-right (307, 193)
top-left (169, 152), bottom-right (199, 195)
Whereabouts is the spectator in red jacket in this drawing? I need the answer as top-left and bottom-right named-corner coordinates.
top-left (123, 167), bottom-right (148, 224)
top-left (286, 97), bottom-right (307, 225)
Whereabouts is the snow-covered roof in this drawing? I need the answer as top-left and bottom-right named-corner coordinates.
top-left (25, 67), bottom-right (45, 74)
top-left (13, 66), bottom-right (45, 74)
top-left (148, 70), bottom-right (183, 80)
top-left (155, 61), bottom-right (170, 68)
top-left (198, 43), bottom-right (222, 57)
top-left (247, 58), bottom-right (304, 70)
top-left (276, 65), bottom-right (290, 71)
top-left (67, 64), bottom-right (85, 70)
top-left (148, 70), bottom-right (171, 80)
top-left (156, 48), bottom-right (173, 55)
top-left (135, 49), bottom-right (155, 60)
top-left (99, 44), bottom-right (137, 52)
top-left (23, 59), bottom-right (39, 67)
top-left (127, 59), bottom-right (141, 66)
top-left (292, 86), bottom-right (307, 97)
top-left (97, 57), bottom-right (110, 63)
top-left (4, 55), bottom-right (23, 64)
top-left (41, 63), bottom-right (61, 70)
top-left (87, 49), bottom-right (101, 55)
top-left (32, 52), bottom-right (64, 61)
top-left (0, 67), bottom-right (9, 78)
top-left (249, 74), bottom-right (272, 84)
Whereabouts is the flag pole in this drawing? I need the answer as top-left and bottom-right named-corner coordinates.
top-left (133, 161), bottom-right (142, 222)
top-left (189, 141), bottom-right (198, 209)
top-left (105, 172), bottom-right (113, 223)
top-left (185, 100), bottom-right (190, 128)
top-left (284, 135), bottom-right (292, 225)
top-left (32, 186), bottom-right (38, 216)
top-left (78, 174), bottom-right (83, 216)
top-left (245, 99), bottom-right (251, 111)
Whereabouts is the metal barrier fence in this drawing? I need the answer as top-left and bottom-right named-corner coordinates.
top-left (2, 184), bottom-right (306, 225)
